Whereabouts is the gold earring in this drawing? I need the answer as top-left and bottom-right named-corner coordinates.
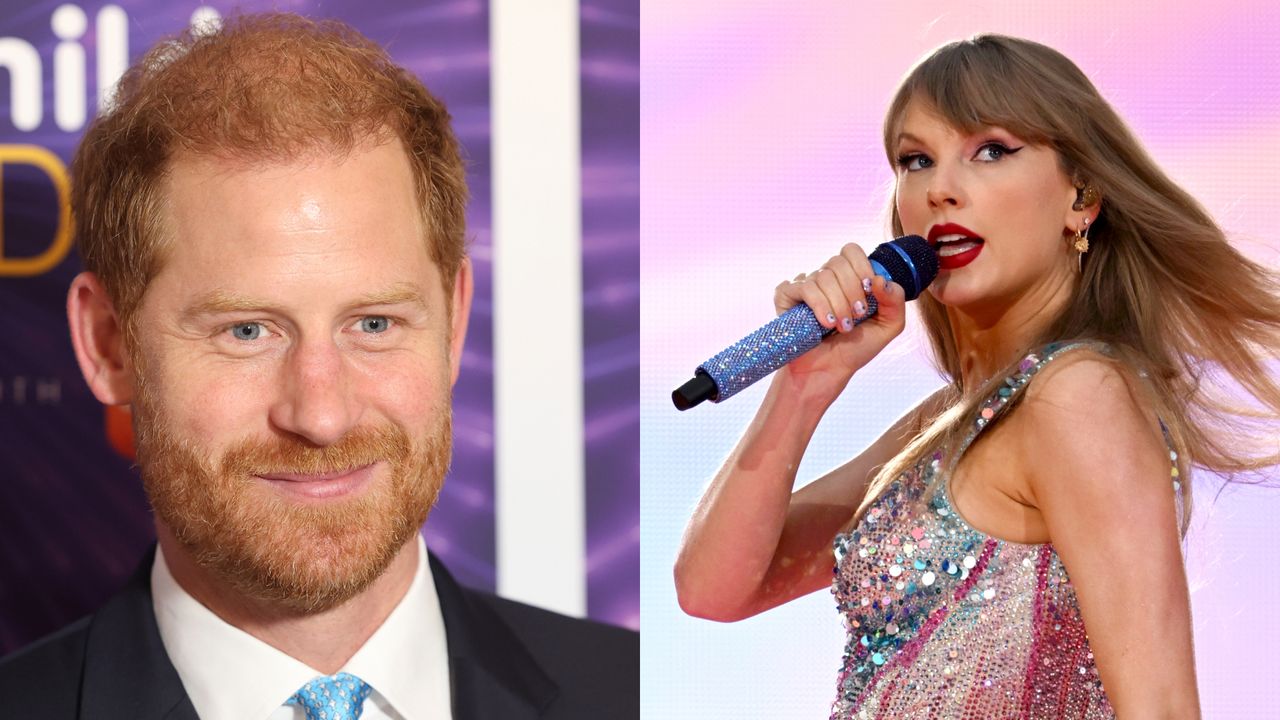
top-left (1073, 217), bottom-right (1091, 271)
top-left (1072, 177), bottom-right (1100, 211)
top-left (1073, 217), bottom-right (1091, 254)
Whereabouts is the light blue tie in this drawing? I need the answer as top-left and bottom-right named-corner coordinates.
top-left (287, 672), bottom-right (374, 720)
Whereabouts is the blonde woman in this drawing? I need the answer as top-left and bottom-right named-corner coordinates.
top-left (675, 34), bottom-right (1280, 718)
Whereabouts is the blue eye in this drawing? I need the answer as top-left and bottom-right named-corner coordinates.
top-left (360, 316), bottom-right (391, 333)
top-left (229, 323), bottom-right (264, 341)
top-left (896, 153), bottom-right (932, 171)
top-left (975, 143), bottom-right (1021, 162)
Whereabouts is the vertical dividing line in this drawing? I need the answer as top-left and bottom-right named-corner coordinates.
top-left (490, 0), bottom-right (586, 616)
top-left (95, 5), bottom-right (128, 112)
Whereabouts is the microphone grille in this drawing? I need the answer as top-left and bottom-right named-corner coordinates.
top-left (869, 235), bottom-right (938, 300)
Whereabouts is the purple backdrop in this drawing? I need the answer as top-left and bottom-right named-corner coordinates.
top-left (0, 0), bottom-right (638, 655)
top-left (581, 0), bottom-right (639, 626)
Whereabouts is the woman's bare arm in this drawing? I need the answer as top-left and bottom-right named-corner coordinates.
top-left (674, 376), bottom-right (945, 622)
top-left (674, 243), bottom-right (915, 622)
top-left (1019, 355), bottom-right (1200, 718)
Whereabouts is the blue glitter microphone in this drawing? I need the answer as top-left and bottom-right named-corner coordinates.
top-left (672, 235), bottom-right (937, 410)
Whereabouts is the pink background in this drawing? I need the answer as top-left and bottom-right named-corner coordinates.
top-left (642, 1), bottom-right (1280, 717)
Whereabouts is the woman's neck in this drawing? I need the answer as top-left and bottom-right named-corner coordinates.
top-left (947, 272), bottom-right (1077, 394)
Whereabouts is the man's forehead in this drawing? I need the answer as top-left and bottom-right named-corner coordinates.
top-left (161, 137), bottom-right (418, 215)
top-left (158, 141), bottom-right (429, 257)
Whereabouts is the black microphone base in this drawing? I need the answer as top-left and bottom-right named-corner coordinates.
top-left (672, 372), bottom-right (717, 411)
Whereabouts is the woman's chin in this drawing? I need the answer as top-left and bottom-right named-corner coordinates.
top-left (926, 279), bottom-right (1007, 318)
top-left (925, 277), bottom-right (975, 308)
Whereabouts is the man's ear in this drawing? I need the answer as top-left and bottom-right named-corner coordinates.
top-left (448, 258), bottom-right (474, 387)
top-left (67, 272), bottom-right (134, 405)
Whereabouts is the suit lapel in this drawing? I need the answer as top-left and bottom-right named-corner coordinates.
top-left (429, 554), bottom-right (558, 720)
top-left (79, 547), bottom-right (198, 720)
top-left (71, 547), bottom-right (551, 720)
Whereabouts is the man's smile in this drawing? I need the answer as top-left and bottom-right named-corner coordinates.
top-left (255, 462), bottom-right (379, 501)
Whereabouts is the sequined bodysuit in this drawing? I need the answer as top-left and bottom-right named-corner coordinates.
top-left (830, 342), bottom-right (1183, 719)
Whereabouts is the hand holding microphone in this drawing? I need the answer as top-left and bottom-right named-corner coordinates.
top-left (673, 236), bottom-right (938, 410)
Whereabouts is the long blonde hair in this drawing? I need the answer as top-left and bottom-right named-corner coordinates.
top-left (861, 35), bottom-right (1280, 536)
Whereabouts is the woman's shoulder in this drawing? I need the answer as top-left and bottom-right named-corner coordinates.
top-left (1013, 340), bottom-right (1157, 415)
top-left (1012, 342), bottom-right (1173, 494)
top-left (974, 341), bottom-right (1161, 447)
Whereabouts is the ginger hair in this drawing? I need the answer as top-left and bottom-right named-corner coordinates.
top-left (72, 12), bottom-right (468, 345)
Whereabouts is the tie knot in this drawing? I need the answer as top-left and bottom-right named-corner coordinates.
top-left (288, 672), bottom-right (374, 720)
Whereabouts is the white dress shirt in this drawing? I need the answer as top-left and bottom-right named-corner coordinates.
top-left (151, 534), bottom-right (453, 720)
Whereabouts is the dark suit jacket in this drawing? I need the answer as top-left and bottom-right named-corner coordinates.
top-left (0, 547), bottom-right (638, 718)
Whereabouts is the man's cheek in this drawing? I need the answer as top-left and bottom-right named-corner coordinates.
top-left (352, 354), bottom-right (450, 419)
top-left (164, 366), bottom-right (276, 440)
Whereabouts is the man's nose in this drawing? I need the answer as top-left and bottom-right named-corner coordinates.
top-left (268, 336), bottom-right (360, 447)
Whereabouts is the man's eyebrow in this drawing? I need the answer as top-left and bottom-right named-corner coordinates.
top-left (181, 284), bottom-right (428, 319)
top-left (354, 285), bottom-right (428, 308)
top-left (181, 291), bottom-right (270, 318)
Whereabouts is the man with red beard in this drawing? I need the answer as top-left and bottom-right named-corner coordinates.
top-left (0, 12), bottom-right (637, 719)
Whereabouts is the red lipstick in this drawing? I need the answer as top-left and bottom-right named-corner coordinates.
top-left (927, 223), bottom-right (985, 271)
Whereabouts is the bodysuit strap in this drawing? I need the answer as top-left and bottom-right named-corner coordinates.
top-left (953, 340), bottom-right (1113, 461)
top-left (951, 340), bottom-right (1185, 531)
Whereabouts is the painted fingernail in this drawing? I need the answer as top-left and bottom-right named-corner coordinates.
top-left (862, 277), bottom-right (872, 293)
top-left (841, 317), bottom-right (853, 331)
top-left (826, 312), bottom-right (836, 324)
top-left (853, 300), bottom-right (866, 316)
top-left (884, 281), bottom-right (895, 294)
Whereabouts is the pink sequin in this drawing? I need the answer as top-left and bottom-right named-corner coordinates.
top-left (829, 342), bottom-right (1182, 719)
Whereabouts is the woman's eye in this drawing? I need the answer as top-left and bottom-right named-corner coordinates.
top-left (975, 143), bottom-right (1020, 162)
top-left (228, 322), bottom-right (266, 341)
top-left (359, 316), bottom-right (392, 334)
top-left (896, 153), bottom-right (932, 171)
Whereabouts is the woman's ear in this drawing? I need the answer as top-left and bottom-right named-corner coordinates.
top-left (67, 272), bottom-right (134, 406)
top-left (1064, 174), bottom-right (1102, 234)
top-left (1070, 174), bottom-right (1102, 212)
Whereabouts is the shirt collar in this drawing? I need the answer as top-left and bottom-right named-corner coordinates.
top-left (152, 534), bottom-right (451, 720)
top-left (345, 534), bottom-right (452, 718)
